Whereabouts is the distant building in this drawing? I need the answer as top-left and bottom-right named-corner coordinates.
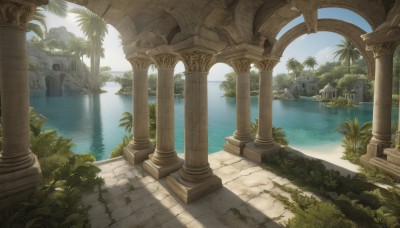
top-left (291, 76), bottom-right (318, 96)
top-left (319, 83), bottom-right (337, 99)
top-left (344, 80), bottom-right (366, 102)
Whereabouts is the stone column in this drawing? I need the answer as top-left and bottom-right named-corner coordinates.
top-left (167, 49), bottom-right (222, 204)
top-left (123, 57), bottom-right (154, 164)
top-left (143, 53), bottom-right (183, 179)
top-left (224, 58), bottom-right (254, 155)
top-left (244, 59), bottom-right (281, 163)
top-left (0, 0), bottom-right (47, 209)
top-left (363, 42), bottom-right (396, 158)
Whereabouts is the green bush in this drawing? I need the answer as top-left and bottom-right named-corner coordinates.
top-left (329, 97), bottom-right (353, 108)
top-left (287, 202), bottom-right (355, 228)
top-left (0, 108), bottom-right (102, 227)
top-left (262, 150), bottom-right (400, 227)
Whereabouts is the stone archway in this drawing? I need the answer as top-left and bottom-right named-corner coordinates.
top-left (271, 18), bottom-right (375, 78)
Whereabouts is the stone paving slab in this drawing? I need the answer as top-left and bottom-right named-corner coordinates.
top-left (82, 151), bottom-right (300, 228)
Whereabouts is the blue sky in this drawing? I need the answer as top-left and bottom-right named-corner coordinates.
top-left (41, 5), bottom-right (371, 81)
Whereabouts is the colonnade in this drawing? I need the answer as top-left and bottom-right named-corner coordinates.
top-left (122, 42), bottom-right (281, 202)
top-left (1, 0), bottom-right (399, 208)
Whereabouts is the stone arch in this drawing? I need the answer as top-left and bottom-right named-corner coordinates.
top-left (254, 0), bottom-right (386, 48)
top-left (271, 19), bottom-right (375, 78)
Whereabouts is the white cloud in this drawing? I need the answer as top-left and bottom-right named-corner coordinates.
top-left (315, 46), bottom-right (335, 64)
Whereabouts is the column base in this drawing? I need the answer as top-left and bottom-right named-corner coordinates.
top-left (224, 136), bottom-right (253, 156)
top-left (143, 157), bottom-right (184, 180)
top-left (384, 148), bottom-right (400, 165)
top-left (243, 142), bottom-right (281, 164)
top-left (166, 171), bottom-right (222, 204)
top-left (123, 146), bottom-right (154, 165)
top-left (0, 155), bottom-right (41, 210)
top-left (360, 153), bottom-right (400, 181)
top-left (366, 140), bottom-right (391, 157)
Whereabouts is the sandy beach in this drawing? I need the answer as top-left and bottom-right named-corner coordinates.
top-left (288, 143), bottom-right (360, 176)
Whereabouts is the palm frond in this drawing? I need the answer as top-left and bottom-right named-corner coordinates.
top-left (44, 0), bottom-right (68, 17)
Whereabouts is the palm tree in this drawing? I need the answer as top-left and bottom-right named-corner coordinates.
top-left (334, 38), bottom-right (361, 74)
top-left (337, 118), bottom-right (372, 163)
top-left (286, 58), bottom-right (303, 78)
top-left (304, 56), bottom-right (317, 73)
top-left (118, 103), bottom-right (157, 139)
top-left (69, 8), bottom-right (108, 92)
top-left (119, 112), bottom-right (133, 133)
top-left (28, 0), bottom-right (68, 39)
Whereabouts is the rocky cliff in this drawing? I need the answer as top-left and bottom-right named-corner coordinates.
top-left (28, 27), bottom-right (91, 96)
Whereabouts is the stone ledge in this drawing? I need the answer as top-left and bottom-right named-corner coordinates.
top-left (166, 172), bottom-right (222, 204)
top-left (143, 158), bottom-right (183, 180)
top-left (384, 148), bottom-right (400, 165)
top-left (123, 146), bottom-right (154, 165)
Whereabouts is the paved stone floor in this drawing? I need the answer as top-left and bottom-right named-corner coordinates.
top-left (82, 151), bottom-right (302, 228)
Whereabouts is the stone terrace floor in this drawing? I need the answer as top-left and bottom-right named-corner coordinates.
top-left (82, 151), bottom-right (306, 228)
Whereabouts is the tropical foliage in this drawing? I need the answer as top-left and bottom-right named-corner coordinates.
top-left (303, 56), bottom-right (318, 72)
top-left (0, 108), bottom-right (102, 227)
top-left (337, 118), bottom-right (372, 163)
top-left (28, 0), bottom-right (68, 39)
top-left (111, 103), bottom-right (156, 158)
top-left (219, 71), bottom-right (259, 97)
top-left (69, 8), bottom-right (108, 91)
top-left (262, 149), bottom-right (400, 228)
top-left (251, 118), bottom-right (289, 146)
top-left (286, 57), bottom-right (304, 78)
top-left (334, 39), bottom-right (361, 74)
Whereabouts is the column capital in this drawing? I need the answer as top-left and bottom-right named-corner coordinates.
top-left (366, 42), bottom-right (397, 58)
top-left (151, 53), bottom-right (178, 69)
top-left (128, 57), bottom-right (152, 70)
top-left (256, 58), bottom-right (280, 72)
top-left (179, 49), bottom-right (215, 72)
top-left (229, 58), bottom-right (253, 73)
top-left (0, 0), bottom-right (47, 30)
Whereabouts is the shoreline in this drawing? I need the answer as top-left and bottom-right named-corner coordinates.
top-left (288, 143), bottom-right (360, 176)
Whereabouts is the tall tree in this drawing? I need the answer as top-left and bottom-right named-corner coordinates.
top-left (69, 8), bottom-right (108, 92)
top-left (334, 38), bottom-right (361, 74)
top-left (304, 56), bottom-right (317, 73)
top-left (286, 58), bottom-right (303, 78)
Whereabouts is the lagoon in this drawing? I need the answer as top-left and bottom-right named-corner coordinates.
top-left (29, 81), bottom-right (398, 161)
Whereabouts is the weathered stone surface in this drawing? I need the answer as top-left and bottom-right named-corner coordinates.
top-left (82, 151), bottom-right (303, 227)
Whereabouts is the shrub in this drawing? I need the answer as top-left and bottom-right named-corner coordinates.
top-left (287, 202), bottom-right (355, 228)
top-left (337, 118), bottom-right (372, 163)
top-left (329, 97), bottom-right (353, 108)
top-left (0, 108), bottom-right (102, 227)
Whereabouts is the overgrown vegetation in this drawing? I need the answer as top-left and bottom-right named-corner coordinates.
top-left (328, 97), bottom-right (354, 108)
top-left (337, 118), bottom-right (372, 163)
top-left (219, 71), bottom-right (259, 97)
top-left (110, 104), bottom-right (156, 158)
top-left (250, 118), bottom-right (289, 146)
top-left (0, 108), bottom-right (102, 227)
top-left (262, 150), bottom-right (400, 227)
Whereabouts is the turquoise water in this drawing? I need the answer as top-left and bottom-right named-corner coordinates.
top-left (29, 82), bottom-right (398, 161)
